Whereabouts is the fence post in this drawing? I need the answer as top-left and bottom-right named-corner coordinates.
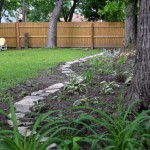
top-left (15, 22), bottom-right (20, 49)
top-left (24, 33), bottom-right (29, 48)
top-left (91, 22), bottom-right (94, 49)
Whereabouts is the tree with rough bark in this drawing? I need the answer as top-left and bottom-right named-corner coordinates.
top-left (47, 0), bottom-right (63, 48)
top-left (98, 0), bottom-right (138, 48)
top-left (124, 0), bottom-right (137, 48)
top-left (124, 0), bottom-right (150, 111)
top-left (62, 0), bottom-right (78, 22)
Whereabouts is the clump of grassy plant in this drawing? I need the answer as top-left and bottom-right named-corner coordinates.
top-left (113, 55), bottom-right (128, 83)
top-left (0, 98), bottom-right (149, 150)
top-left (89, 56), bottom-right (113, 75)
top-left (0, 98), bottom-right (80, 150)
top-left (83, 69), bottom-right (94, 85)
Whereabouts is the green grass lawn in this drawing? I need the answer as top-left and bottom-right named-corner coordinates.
top-left (0, 48), bottom-right (100, 93)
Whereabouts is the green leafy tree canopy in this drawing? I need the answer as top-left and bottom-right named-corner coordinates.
top-left (98, 0), bottom-right (125, 22)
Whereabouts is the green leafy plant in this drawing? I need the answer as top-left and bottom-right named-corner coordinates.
top-left (113, 55), bottom-right (128, 82)
top-left (124, 71), bottom-right (133, 85)
top-left (19, 90), bottom-right (27, 97)
top-left (114, 55), bottom-right (128, 71)
top-left (73, 97), bottom-right (90, 107)
top-left (98, 0), bottom-right (125, 22)
top-left (100, 81), bottom-right (120, 94)
top-left (89, 55), bottom-right (114, 75)
top-left (64, 75), bottom-right (86, 94)
top-left (89, 58), bottom-right (101, 71)
top-left (116, 55), bottom-right (127, 66)
top-left (83, 69), bottom-right (94, 85)
top-left (125, 76), bottom-right (133, 85)
top-left (32, 101), bottom-right (48, 113)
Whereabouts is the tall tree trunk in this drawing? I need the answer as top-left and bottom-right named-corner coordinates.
top-left (68, 0), bottom-right (77, 22)
top-left (0, 0), bottom-right (4, 23)
top-left (62, 0), bottom-right (78, 22)
top-left (124, 0), bottom-right (137, 48)
top-left (22, 0), bottom-right (26, 22)
top-left (124, 0), bottom-right (150, 111)
top-left (47, 0), bottom-right (63, 48)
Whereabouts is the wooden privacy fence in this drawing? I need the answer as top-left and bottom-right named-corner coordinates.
top-left (0, 22), bottom-right (125, 48)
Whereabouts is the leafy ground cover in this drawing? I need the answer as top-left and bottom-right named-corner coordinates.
top-left (0, 49), bottom-right (149, 150)
top-left (0, 48), bottom-right (100, 95)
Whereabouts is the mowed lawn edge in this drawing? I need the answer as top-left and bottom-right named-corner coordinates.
top-left (0, 48), bottom-right (101, 93)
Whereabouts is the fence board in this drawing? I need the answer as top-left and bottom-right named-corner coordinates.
top-left (0, 23), bottom-right (16, 47)
top-left (0, 22), bottom-right (124, 48)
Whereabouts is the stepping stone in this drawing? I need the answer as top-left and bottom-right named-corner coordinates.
top-left (18, 126), bottom-right (35, 137)
top-left (7, 113), bottom-right (26, 127)
top-left (15, 113), bottom-right (26, 119)
top-left (46, 83), bottom-right (64, 90)
top-left (61, 68), bottom-right (72, 71)
top-left (18, 126), bottom-right (28, 136)
top-left (46, 143), bottom-right (57, 150)
top-left (15, 96), bottom-right (44, 113)
top-left (59, 64), bottom-right (71, 70)
top-left (40, 92), bottom-right (50, 97)
top-left (31, 90), bottom-right (44, 96)
top-left (62, 70), bottom-right (74, 74)
top-left (7, 119), bottom-right (21, 127)
top-left (65, 61), bottom-right (75, 65)
top-left (60, 64), bottom-right (71, 68)
top-left (45, 89), bottom-right (59, 94)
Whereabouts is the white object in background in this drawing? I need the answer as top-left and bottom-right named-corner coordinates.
top-left (0, 38), bottom-right (7, 51)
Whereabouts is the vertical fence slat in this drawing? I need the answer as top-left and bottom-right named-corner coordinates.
top-left (15, 22), bottom-right (20, 49)
top-left (91, 22), bottom-right (94, 49)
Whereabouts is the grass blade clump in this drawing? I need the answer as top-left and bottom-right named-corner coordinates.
top-left (0, 98), bottom-right (149, 150)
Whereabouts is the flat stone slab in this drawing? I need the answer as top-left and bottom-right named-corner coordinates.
top-left (40, 92), bottom-right (50, 97)
top-left (60, 64), bottom-right (71, 68)
top-left (18, 126), bottom-right (35, 137)
top-left (31, 90), bottom-right (44, 96)
top-left (8, 113), bottom-right (25, 120)
top-left (46, 143), bottom-right (57, 150)
top-left (15, 96), bottom-right (44, 113)
top-left (60, 68), bottom-right (72, 71)
top-left (65, 61), bottom-right (75, 65)
top-left (46, 83), bottom-right (64, 90)
top-left (15, 113), bottom-right (26, 119)
top-left (7, 119), bottom-right (21, 127)
top-left (45, 89), bottom-right (59, 94)
top-left (18, 126), bottom-right (28, 136)
top-left (62, 70), bottom-right (74, 74)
